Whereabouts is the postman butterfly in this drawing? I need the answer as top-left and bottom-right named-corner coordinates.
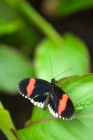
top-left (18, 76), bottom-right (74, 120)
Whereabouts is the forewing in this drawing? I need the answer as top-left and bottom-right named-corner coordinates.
top-left (48, 85), bottom-right (74, 120)
top-left (18, 78), bottom-right (50, 108)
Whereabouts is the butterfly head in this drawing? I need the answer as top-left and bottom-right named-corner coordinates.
top-left (51, 78), bottom-right (57, 85)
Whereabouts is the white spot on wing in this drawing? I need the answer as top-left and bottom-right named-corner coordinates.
top-left (48, 104), bottom-right (58, 118)
top-left (18, 84), bottom-right (75, 121)
top-left (18, 86), bottom-right (44, 109)
top-left (27, 97), bottom-right (44, 108)
top-left (48, 104), bottom-right (75, 121)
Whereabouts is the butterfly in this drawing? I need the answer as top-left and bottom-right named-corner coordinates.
top-left (18, 77), bottom-right (74, 120)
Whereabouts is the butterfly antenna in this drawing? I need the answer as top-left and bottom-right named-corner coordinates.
top-left (55, 68), bottom-right (73, 79)
top-left (49, 56), bottom-right (53, 79)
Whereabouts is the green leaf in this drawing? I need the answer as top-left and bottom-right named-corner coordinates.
top-left (5, 0), bottom-right (23, 7)
top-left (63, 33), bottom-right (90, 74)
top-left (56, 0), bottom-right (93, 15)
top-left (0, 101), bottom-right (17, 140)
top-left (57, 74), bottom-right (93, 112)
top-left (17, 25), bottom-right (41, 55)
top-left (16, 74), bottom-right (93, 140)
top-left (0, 44), bottom-right (35, 93)
top-left (0, 1), bottom-right (23, 35)
top-left (34, 33), bottom-right (90, 81)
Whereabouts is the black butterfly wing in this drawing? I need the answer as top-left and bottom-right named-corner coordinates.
top-left (18, 78), bottom-right (51, 108)
top-left (48, 85), bottom-right (74, 120)
top-left (18, 78), bottom-right (74, 120)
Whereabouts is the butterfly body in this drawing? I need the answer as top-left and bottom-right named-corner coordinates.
top-left (18, 78), bottom-right (74, 120)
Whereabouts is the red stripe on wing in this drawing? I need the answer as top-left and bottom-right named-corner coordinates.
top-left (58, 94), bottom-right (68, 115)
top-left (26, 78), bottom-right (36, 97)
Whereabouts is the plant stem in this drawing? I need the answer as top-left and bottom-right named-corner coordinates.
top-left (18, 1), bottom-right (63, 46)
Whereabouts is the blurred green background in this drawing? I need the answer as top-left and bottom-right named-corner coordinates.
top-left (0, 0), bottom-right (93, 139)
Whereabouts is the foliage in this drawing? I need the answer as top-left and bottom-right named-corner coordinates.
top-left (0, 0), bottom-right (93, 140)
